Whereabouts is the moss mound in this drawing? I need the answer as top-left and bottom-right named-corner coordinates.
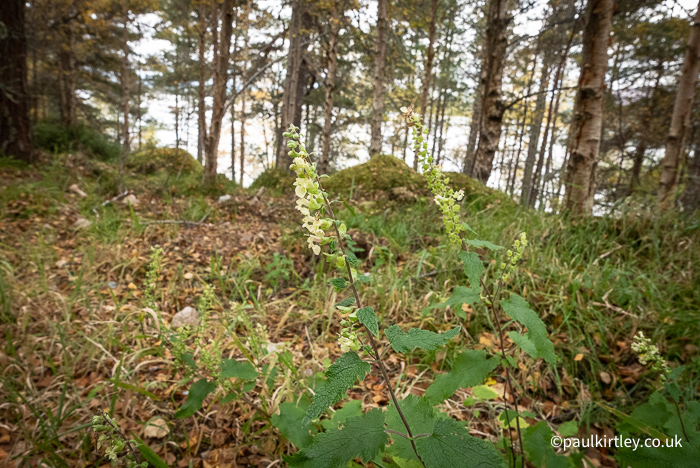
top-left (250, 168), bottom-right (295, 195)
top-left (323, 155), bottom-right (514, 207)
top-left (324, 155), bottom-right (425, 196)
top-left (127, 147), bottom-right (201, 176)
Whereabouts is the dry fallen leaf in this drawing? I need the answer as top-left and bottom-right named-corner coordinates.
top-left (574, 353), bottom-right (584, 361)
top-left (143, 417), bottom-right (170, 438)
top-left (599, 371), bottom-right (612, 385)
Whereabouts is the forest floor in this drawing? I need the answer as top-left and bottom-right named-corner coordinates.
top-left (0, 151), bottom-right (698, 467)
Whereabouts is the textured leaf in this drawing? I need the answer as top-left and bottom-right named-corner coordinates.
top-left (175, 379), bottom-right (216, 418)
top-left (272, 401), bottom-right (317, 449)
top-left (465, 239), bottom-right (504, 251)
top-left (416, 417), bottom-right (506, 468)
top-left (355, 273), bottom-right (371, 283)
top-left (422, 286), bottom-right (480, 312)
top-left (287, 409), bottom-right (388, 468)
top-left (335, 297), bottom-right (355, 308)
top-left (321, 399), bottom-right (363, 430)
top-left (472, 385), bottom-right (499, 400)
top-left (501, 294), bottom-right (557, 364)
top-left (356, 307), bottom-right (379, 336)
top-left (522, 422), bottom-right (575, 468)
top-left (385, 325), bottom-right (460, 354)
top-left (425, 350), bottom-right (499, 404)
top-left (617, 439), bottom-right (700, 468)
top-left (346, 251), bottom-right (361, 267)
top-left (302, 352), bottom-right (371, 425)
top-left (459, 251), bottom-right (484, 292)
top-left (328, 277), bottom-right (346, 291)
top-left (221, 359), bottom-right (258, 380)
top-left (386, 395), bottom-right (438, 460)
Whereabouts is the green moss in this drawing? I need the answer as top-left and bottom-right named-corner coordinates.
top-left (127, 147), bottom-right (202, 176)
top-left (322, 155), bottom-right (514, 208)
top-left (323, 155), bottom-right (425, 197)
top-left (250, 168), bottom-right (295, 195)
top-left (33, 120), bottom-right (122, 161)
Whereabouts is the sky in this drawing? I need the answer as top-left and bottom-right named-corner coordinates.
top-left (130, 0), bottom-right (699, 190)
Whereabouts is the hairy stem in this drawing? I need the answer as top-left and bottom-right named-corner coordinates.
top-left (673, 399), bottom-right (690, 442)
top-left (317, 176), bottom-right (426, 467)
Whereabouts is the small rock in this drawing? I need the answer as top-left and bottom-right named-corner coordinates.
top-left (74, 217), bottom-right (92, 229)
top-left (171, 306), bottom-right (199, 329)
top-left (69, 184), bottom-right (87, 198)
top-left (143, 417), bottom-right (170, 438)
top-left (107, 281), bottom-right (118, 289)
top-left (218, 194), bottom-right (232, 203)
top-left (122, 194), bottom-right (139, 206)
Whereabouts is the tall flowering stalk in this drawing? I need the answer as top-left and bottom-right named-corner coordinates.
top-left (284, 124), bottom-right (425, 463)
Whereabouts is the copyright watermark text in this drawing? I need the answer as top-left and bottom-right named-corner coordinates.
top-left (550, 434), bottom-right (684, 451)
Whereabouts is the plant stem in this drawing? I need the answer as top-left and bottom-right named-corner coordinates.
top-left (317, 176), bottom-right (426, 467)
top-left (478, 270), bottom-right (524, 467)
top-left (673, 400), bottom-right (690, 442)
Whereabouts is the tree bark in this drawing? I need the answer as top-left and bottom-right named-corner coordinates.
top-left (463, 63), bottom-right (484, 174)
top-left (204, 0), bottom-right (235, 184)
top-left (563, 0), bottom-right (614, 215)
top-left (58, 16), bottom-right (77, 127)
top-left (520, 59), bottom-right (552, 206)
top-left (239, 3), bottom-right (250, 185)
top-left (416, 0), bottom-right (438, 170)
top-left (472, 0), bottom-right (511, 182)
top-left (681, 125), bottom-right (700, 210)
top-left (119, 4), bottom-right (130, 192)
top-left (0, 0), bottom-right (33, 162)
top-left (197, 0), bottom-right (208, 164)
top-left (369, 0), bottom-right (388, 157)
top-left (658, 1), bottom-right (700, 208)
top-left (276, 0), bottom-right (311, 169)
top-left (319, 5), bottom-right (342, 174)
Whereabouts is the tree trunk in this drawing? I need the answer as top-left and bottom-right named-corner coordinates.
top-left (276, 0), bottom-right (311, 169)
top-left (521, 59), bottom-right (552, 206)
top-left (416, 0), bottom-right (438, 170)
top-left (0, 0), bottom-right (33, 162)
top-left (472, 0), bottom-right (510, 183)
top-left (319, 5), bottom-right (341, 174)
top-left (369, 0), bottom-right (388, 157)
top-left (58, 16), bottom-right (77, 127)
top-left (204, 0), bottom-right (235, 184)
top-left (563, 0), bottom-right (614, 215)
top-left (119, 5), bottom-right (130, 192)
top-left (463, 71), bottom-right (484, 174)
top-left (658, 1), bottom-right (700, 208)
top-left (239, 4), bottom-right (250, 186)
top-left (681, 125), bottom-right (700, 210)
top-left (197, 0), bottom-right (207, 164)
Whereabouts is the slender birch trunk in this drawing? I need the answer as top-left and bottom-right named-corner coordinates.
top-left (369, 0), bottom-right (388, 157)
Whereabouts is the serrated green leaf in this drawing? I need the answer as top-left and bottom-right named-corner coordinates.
top-left (415, 417), bottom-right (506, 468)
top-left (558, 420), bottom-right (578, 437)
top-left (272, 401), bottom-right (317, 449)
top-left (386, 395), bottom-right (437, 461)
top-left (336, 297), bottom-right (355, 308)
top-left (465, 239), bottom-right (504, 251)
top-left (221, 359), bottom-right (258, 380)
top-left (356, 307), bottom-right (379, 336)
top-left (425, 350), bottom-right (499, 404)
top-left (507, 331), bottom-right (538, 358)
top-left (523, 422), bottom-right (576, 468)
top-left (346, 251), bottom-right (361, 267)
top-left (462, 223), bottom-right (478, 236)
top-left (422, 286), bottom-right (480, 313)
top-left (617, 439), bottom-right (700, 468)
top-left (385, 325), bottom-right (460, 354)
top-left (302, 352), bottom-right (371, 425)
top-left (459, 251), bottom-right (484, 292)
top-left (322, 399), bottom-right (363, 430)
top-left (287, 409), bottom-right (388, 468)
top-left (501, 294), bottom-right (557, 364)
top-left (175, 379), bottom-right (216, 418)
top-left (329, 277), bottom-right (347, 291)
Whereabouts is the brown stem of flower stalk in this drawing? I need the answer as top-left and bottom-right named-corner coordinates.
top-left (673, 400), bottom-right (690, 442)
top-left (478, 274), bottom-right (524, 467)
top-left (317, 176), bottom-right (426, 467)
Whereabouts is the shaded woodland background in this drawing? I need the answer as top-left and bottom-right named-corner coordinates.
top-left (2, 0), bottom-right (700, 215)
